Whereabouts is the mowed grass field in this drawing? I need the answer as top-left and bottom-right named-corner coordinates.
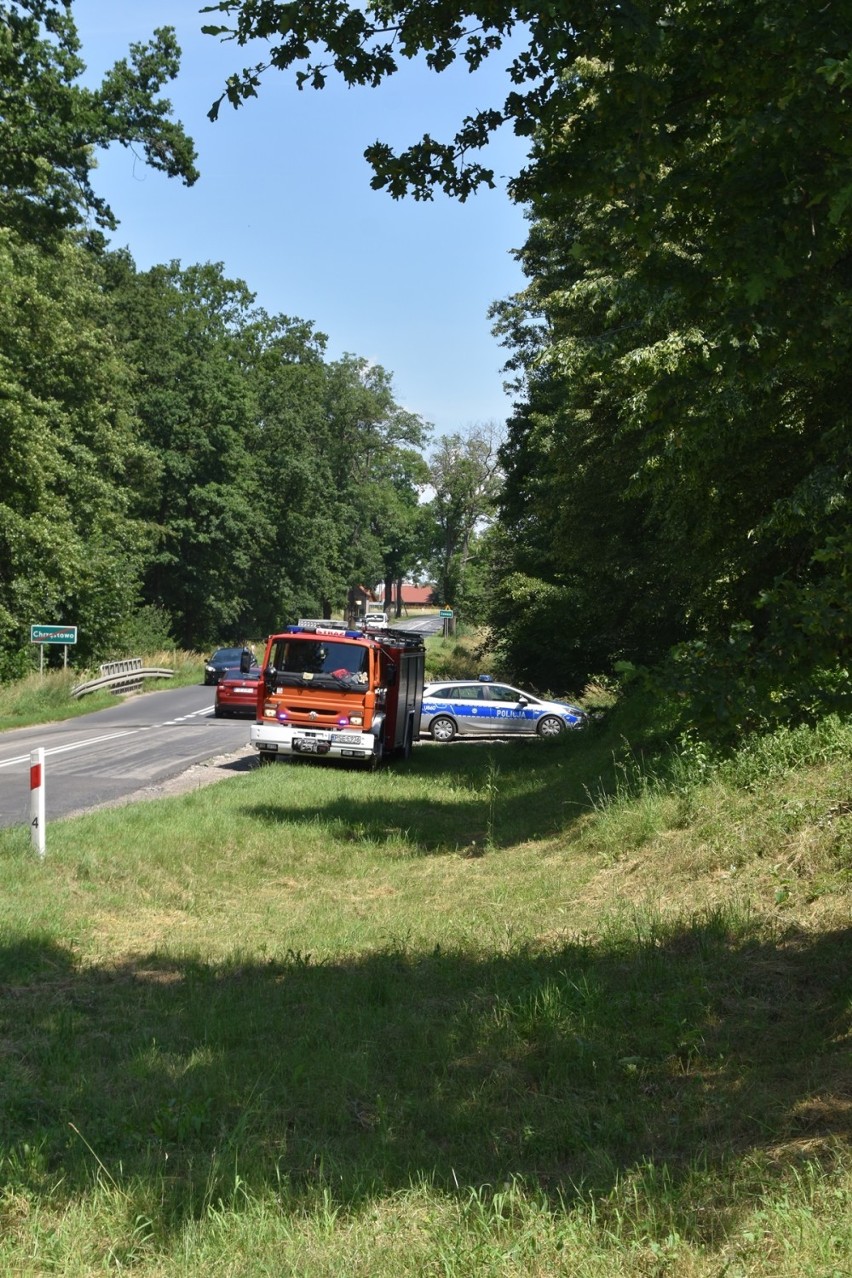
top-left (0, 713), bottom-right (850, 1276)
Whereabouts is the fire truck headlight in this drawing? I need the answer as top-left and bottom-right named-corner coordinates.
top-left (349, 715), bottom-right (363, 726)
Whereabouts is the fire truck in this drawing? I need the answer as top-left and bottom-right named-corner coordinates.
top-left (247, 620), bottom-right (425, 767)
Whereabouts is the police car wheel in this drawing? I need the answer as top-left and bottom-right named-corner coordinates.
top-left (430, 716), bottom-right (456, 743)
top-left (537, 715), bottom-right (565, 737)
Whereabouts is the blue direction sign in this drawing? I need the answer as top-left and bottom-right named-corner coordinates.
top-left (31, 625), bottom-right (77, 644)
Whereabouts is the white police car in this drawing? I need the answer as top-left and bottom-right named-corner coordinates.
top-left (420, 676), bottom-right (587, 742)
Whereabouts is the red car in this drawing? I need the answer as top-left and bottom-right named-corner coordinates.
top-left (214, 667), bottom-right (261, 717)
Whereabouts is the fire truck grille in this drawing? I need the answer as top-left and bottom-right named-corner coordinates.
top-left (284, 706), bottom-right (339, 722)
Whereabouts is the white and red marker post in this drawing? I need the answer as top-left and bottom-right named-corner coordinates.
top-left (30, 747), bottom-right (45, 858)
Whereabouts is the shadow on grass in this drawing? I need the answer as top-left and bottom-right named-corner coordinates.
top-left (244, 735), bottom-right (607, 852)
top-left (1, 916), bottom-right (850, 1241)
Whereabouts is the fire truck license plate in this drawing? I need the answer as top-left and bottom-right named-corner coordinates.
top-left (332, 733), bottom-right (361, 745)
top-left (293, 737), bottom-right (330, 754)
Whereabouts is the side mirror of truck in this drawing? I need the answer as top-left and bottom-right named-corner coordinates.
top-left (240, 649), bottom-right (253, 674)
top-left (386, 663), bottom-right (398, 687)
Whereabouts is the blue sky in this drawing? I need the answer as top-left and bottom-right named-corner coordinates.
top-left (71, 1), bottom-right (531, 439)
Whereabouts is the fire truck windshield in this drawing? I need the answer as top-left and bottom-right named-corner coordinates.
top-left (269, 639), bottom-right (369, 686)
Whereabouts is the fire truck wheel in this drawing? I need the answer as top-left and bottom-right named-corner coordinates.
top-left (537, 715), bottom-right (565, 737)
top-left (430, 716), bottom-right (456, 743)
top-left (257, 750), bottom-right (277, 765)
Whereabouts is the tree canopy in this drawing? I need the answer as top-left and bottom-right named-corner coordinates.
top-left (0, 230), bottom-right (155, 673)
top-left (0, 1), bottom-right (429, 677)
top-left (203, 0), bottom-right (546, 198)
top-left (203, 0), bottom-right (852, 731)
top-left (487, 2), bottom-right (852, 729)
top-left (0, 230), bottom-right (431, 673)
top-left (0, 0), bottom-right (198, 240)
top-left (0, 0), bottom-right (199, 672)
top-left (422, 424), bottom-right (502, 611)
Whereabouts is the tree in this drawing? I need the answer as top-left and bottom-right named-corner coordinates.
top-left (0, 231), bottom-right (157, 677)
top-left (315, 355), bottom-right (429, 615)
top-left (105, 256), bottom-right (271, 649)
top-left (371, 445), bottom-right (430, 617)
top-left (233, 310), bottom-right (341, 630)
top-left (423, 424), bottom-right (502, 613)
top-left (0, 1), bottom-right (201, 673)
top-left (488, 7), bottom-right (852, 711)
top-left (106, 256), bottom-right (429, 641)
top-left (202, 0), bottom-right (587, 200)
top-left (0, 0), bottom-right (198, 242)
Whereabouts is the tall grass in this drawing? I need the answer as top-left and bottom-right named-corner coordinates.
top-left (424, 631), bottom-right (493, 682)
top-left (0, 667), bottom-right (117, 729)
top-left (717, 714), bottom-right (852, 789)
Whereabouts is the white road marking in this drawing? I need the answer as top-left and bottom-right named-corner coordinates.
top-left (0, 706), bottom-right (216, 770)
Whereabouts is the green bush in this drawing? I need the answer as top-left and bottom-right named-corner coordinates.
top-left (424, 634), bottom-right (494, 682)
top-left (112, 604), bottom-right (176, 656)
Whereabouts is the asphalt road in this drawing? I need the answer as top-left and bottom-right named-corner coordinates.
top-left (0, 683), bottom-right (253, 830)
top-left (393, 614), bottom-right (446, 637)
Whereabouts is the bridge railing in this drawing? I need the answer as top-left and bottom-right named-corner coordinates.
top-left (71, 658), bottom-right (174, 699)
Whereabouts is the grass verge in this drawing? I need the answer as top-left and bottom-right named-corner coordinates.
top-left (0, 715), bottom-right (850, 1275)
top-left (0, 653), bottom-right (205, 731)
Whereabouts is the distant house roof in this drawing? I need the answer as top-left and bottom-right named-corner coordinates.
top-left (375, 584), bottom-right (436, 606)
top-left (401, 585), bottom-right (436, 605)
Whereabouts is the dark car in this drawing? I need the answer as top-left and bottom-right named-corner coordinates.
top-left (214, 667), bottom-right (261, 717)
top-left (204, 647), bottom-right (255, 686)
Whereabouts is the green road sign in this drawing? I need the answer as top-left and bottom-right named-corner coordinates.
top-left (439, 609), bottom-right (454, 618)
top-left (31, 625), bottom-right (77, 644)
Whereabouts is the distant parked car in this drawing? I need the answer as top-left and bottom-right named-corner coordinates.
top-left (363, 612), bottom-right (388, 631)
top-left (214, 667), bottom-right (261, 717)
top-left (204, 647), bottom-right (255, 685)
top-left (420, 676), bottom-right (587, 742)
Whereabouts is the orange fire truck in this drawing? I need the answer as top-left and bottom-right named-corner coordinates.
top-left (246, 620), bottom-right (425, 767)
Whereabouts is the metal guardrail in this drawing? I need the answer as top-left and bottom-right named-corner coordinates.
top-left (71, 658), bottom-right (174, 699)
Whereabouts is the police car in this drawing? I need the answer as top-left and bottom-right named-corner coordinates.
top-left (420, 676), bottom-right (587, 742)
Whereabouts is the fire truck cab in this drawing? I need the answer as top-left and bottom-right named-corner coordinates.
top-left (248, 620), bottom-right (425, 767)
